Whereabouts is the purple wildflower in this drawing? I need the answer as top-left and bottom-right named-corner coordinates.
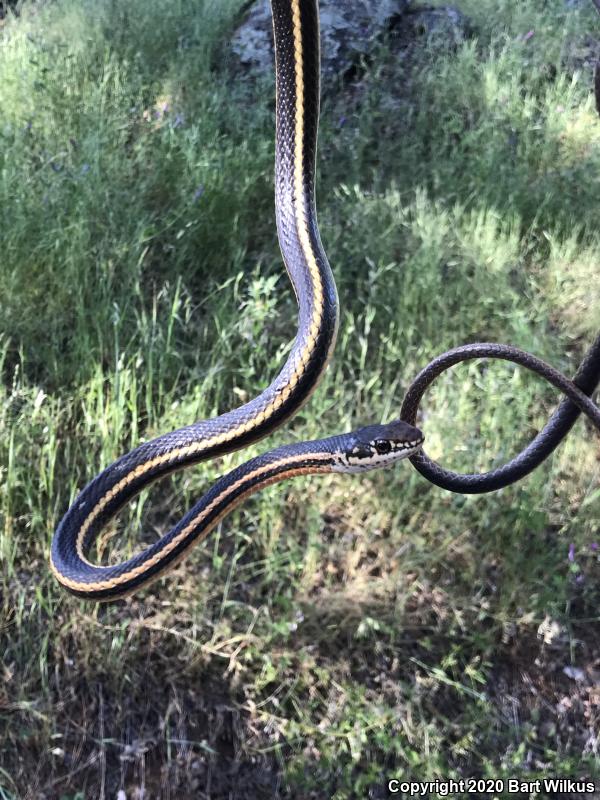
top-left (338, 115), bottom-right (347, 128)
top-left (523, 30), bottom-right (534, 41)
top-left (153, 103), bottom-right (170, 120)
top-left (575, 574), bottom-right (585, 585)
top-left (193, 184), bottom-right (205, 202)
top-left (590, 542), bottom-right (598, 551)
top-left (568, 543), bottom-right (575, 563)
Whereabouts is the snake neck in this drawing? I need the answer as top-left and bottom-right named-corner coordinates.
top-left (272, 0), bottom-right (339, 369)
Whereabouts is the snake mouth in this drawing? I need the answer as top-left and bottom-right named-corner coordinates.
top-left (401, 438), bottom-right (425, 456)
top-left (395, 438), bottom-right (424, 451)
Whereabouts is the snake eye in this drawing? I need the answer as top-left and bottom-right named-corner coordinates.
top-left (374, 439), bottom-right (391, 455)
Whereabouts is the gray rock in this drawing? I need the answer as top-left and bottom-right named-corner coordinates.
top-left (230, 0), bottom-right (412, 84)
top-left (396, 5), bottom-right (471, 46)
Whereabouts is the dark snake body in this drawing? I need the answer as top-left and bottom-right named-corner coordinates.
top-left (403, 338), bottom-right (600, 492)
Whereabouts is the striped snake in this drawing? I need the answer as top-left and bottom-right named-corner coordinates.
top-left (50, 0), bottom-right (424, 601)
top-left (51, 0), bottom-right (600, 599)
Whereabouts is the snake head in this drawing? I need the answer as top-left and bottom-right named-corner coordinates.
top-left (335, 418), bottom-right (424, 473)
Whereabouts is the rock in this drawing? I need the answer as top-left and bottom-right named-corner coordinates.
top-left (393, 5), bottom-right (471, 47)
top-left (229, 0), bottom-right (412, 85)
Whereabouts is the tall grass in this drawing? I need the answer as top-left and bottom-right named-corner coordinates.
top-left (1, 0), bottom-right (599, 796)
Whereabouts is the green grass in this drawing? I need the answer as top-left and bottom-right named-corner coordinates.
top-left (1, 0), bottom-right (599, 797)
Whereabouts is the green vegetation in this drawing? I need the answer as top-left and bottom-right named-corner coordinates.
top-left (1, 0), bottom-right (599, 796)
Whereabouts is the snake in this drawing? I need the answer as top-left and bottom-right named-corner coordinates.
top-left (51, 0), bottom-right (600, 599)
top-left (50, 0), bottom-right (425, 601)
